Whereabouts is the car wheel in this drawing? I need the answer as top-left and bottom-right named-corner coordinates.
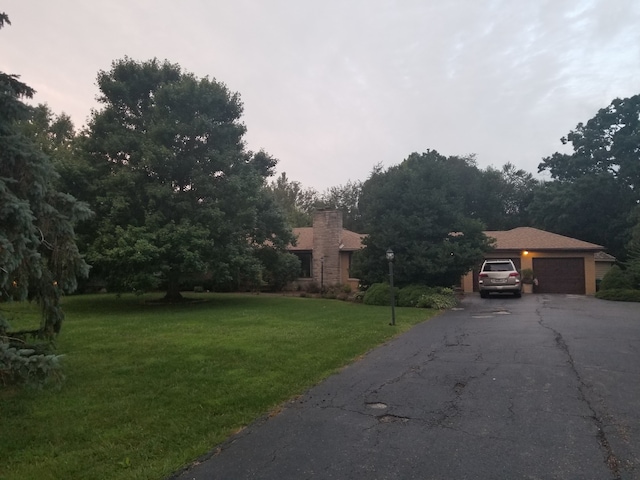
top-left (480, 291), bottom-right (488, 299)
top-left (514, 291), bottom-right (521, 298)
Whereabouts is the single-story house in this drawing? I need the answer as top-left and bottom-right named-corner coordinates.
top-left (462, 227), bottom-right (604, 295)
top-left (288, 210), bottom-right (365, 291)
top-left (288, 219), bottom-right (607, 295)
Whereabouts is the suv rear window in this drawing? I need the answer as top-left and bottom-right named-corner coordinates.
top-left (482, 261), bottom-right (514, 272)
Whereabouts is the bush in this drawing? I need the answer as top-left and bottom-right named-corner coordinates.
top-left (397, 285), bottom-right (432, 307)
top-left (600, 265), bottom-right (633, 290)
top-left (305, 282), bottom-right (321, 294)
top-left (416, 291), bottom-right (458, 309)
top-left (595, 288), bottom-right (640, 302)
top-left (351, 291), bottom-right (365, 303)
top-left (363, 283), bottom-right (394, 306)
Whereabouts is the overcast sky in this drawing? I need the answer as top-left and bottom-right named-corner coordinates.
top-left (3, 1), bottom-right (640, 191)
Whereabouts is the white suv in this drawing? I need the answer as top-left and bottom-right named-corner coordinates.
top-left (478, 259), bottom-right (522, 298)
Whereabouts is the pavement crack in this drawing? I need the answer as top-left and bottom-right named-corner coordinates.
top-left (537, 314), bottom-right (622, 480)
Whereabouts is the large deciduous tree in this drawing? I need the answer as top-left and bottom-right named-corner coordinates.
top-left (353, 150), bottom-right (493, 287)
top-left (536, 94), bottom-right (640, 259)
top-left (84, 58), bottom-right (294, 300)
top-left (538, 94), bottom-right (640, 195)
top-left (1, 14), bottom-right (90, 343)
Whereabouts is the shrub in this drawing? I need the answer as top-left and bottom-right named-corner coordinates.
top-left (520, 268), bottom-right (535, 284)
top-left (416, 292), bottom-right (458, 309)
top-left (363, 283), bottom-right (394, 306)
top-left (600, 265), bottom-right (633, 290)
top-left (397, 285), bottom-right (433, 307)
top-left (595, 289), bottom-right (640, 302)
top-left (305, 282), bottom-right (321, 294)
top-left (351, 291), bottom-right (365, 303)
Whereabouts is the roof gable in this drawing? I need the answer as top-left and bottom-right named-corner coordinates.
top-left (485, 227), bottom-right (603, 251)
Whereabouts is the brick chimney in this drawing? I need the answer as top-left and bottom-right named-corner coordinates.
top-left (312, 210), bottom-right (342, 287)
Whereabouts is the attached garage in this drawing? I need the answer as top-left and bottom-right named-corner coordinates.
top-left (461, 227), bottom-right (605, 295)
top-left (532, 257), bottom-right (585, 294)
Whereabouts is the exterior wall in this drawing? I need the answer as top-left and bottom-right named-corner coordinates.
top-left (595, 261), bottom-right (615, 280)
top-left (340, 251), bottom-right (360, 291)
top-left (462, 250), bottom-right (598, 295)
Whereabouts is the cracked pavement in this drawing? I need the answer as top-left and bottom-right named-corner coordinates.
top-left (172, 294), bottom-right (640, 479)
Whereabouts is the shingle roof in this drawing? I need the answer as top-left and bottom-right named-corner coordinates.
top-left (484, 227), bottom-right (603, 251)
top-left (594, 251), bottom-right (616, 262)
top-left (290, 227), bottom-right (366, 251)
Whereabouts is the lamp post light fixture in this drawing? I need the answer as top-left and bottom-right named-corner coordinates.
top-left (386, 248), bottom-right (396, 326)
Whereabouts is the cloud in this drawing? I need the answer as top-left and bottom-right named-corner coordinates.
top-left (3, 0), bottom-right (640, 190)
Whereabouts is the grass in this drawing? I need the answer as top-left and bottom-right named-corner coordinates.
top-left (0, 292), bottom-right (436, 480)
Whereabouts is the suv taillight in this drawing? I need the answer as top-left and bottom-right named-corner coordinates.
top-left (479, 273), bottom-right (488, 278)
top-left (509, 272), bottom-right (520, 277)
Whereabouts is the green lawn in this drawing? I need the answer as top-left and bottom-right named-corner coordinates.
top-left (1, 293), bottom-right (436, 480)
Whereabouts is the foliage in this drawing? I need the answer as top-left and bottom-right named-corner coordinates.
top-left (266, 172), bottom-right (317, 227)
top-left (0, 293), bottom-right (434, 480)
top-left (595, 289), bottom-right (640, 302)
top-left (0, 13), bottom-right (90, 369)
top-left (599, 265), bottom-right (634, 291)
top-left (362, 283), bottom-right (394, 306)
top-left (315, 180), bottom-right (364, 231)
top-left (624, 214), bottom-right (640, 288)
top-left (520, 268), bottom-right (535, 284)
top-left (267, 174), bottom-right (364, 232)
top-left (489, 163), bottom-right (538, 229)
top-left (82, 58), bottom-right (294, 300)
top-left (537, 94), bottom-right (640, 259)
top-left (538, 94), bottom-right (640, 195)
top-left (0, 342), bottom-right (64, 388)
top-left (254, 248), bottom-right (301, 291)
top-left (415, 289), bottom-right (458, 309)
top-left (528, 175), bottom-right (635, 259)
top-left (353, 151), bottom-right (493, 287)
top-left (363, 283), bottom-right (456, 309)
top-left (397, 284), bottom-right (432, 307)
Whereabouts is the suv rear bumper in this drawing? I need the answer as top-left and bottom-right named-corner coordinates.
top-left (479, 285), bottom-right (521, 293)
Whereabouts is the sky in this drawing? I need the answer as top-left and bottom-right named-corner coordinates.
top-left (3, 0), bottom-right (640, 191)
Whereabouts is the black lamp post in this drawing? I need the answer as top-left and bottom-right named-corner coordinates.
top-left (386, 248), bottom-right (396, 326)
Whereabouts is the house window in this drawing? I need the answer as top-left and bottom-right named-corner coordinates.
top-left (295, 252), bottom-right (312, 278)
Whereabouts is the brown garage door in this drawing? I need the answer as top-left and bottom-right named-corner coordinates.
top-left (533, 258), bottom-right (585, 294)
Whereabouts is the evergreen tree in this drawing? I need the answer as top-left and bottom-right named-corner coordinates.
top-left (1, 13), bottom-right (90, 347)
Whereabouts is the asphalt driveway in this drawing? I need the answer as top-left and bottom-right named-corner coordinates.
top-left (172, 294), bottom-right (640, 480)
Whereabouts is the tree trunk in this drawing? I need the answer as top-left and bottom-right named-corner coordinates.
top-left (164, 271), bottom-right (184, 302)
